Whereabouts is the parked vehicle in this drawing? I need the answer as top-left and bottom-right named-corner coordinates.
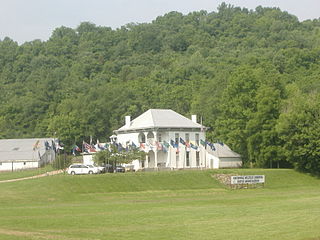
top-left (86, 164), bottom-right (102, 173)
top-left (124, 164), bottom-right (135, 172)
top-left (103, 164), bottom-right (114, 173)
top-left (67, 164), bottom-right (99, 175)
top-left (115, 166), bottom-right (125, 173)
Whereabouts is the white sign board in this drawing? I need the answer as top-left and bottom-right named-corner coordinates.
top-left (231, 175), bottom-right (265, 184)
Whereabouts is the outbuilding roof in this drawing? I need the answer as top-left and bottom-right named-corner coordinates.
top-left (207, 143), bottom-right (241, 158)
top-left (116, 109), bottom-right (205, 133)
top-left (0, 138), bottom-right (55, 162)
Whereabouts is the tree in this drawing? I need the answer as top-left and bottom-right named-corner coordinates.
top-left (277, 85), bottom-right (320, 175)
top-left (93, 147), bottom-right (147, 168)
top-left (246, 83), bottom-right (285, 168)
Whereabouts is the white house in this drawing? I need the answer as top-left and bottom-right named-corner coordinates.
top-left (0, 138), bottom-right (56, 171)
top-left (114, 109), bottom-right (242, 171)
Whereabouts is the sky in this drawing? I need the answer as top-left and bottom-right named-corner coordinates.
top-left (0, 0), bottom-right (320, 45)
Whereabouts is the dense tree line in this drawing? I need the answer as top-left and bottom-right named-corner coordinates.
top-left (1, 3), bottom-right (320, 174)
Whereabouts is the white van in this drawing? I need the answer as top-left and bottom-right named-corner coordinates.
top-left (67, 164), bottom-right (99, 175)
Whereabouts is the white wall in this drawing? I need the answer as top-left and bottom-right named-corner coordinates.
top-left (0, 161), bottom-right (39, 171)
top-left (83, 154), bottom-right (94, 165)
top-left (206, 153), bottom-right (220, 169)
top-left (117, 132), bottom-right (140, 146)
top-left (219, 158), bottom-right (242, 168)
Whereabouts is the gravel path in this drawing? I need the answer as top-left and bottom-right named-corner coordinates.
top-left (0, 170), bottom-right (64, 183)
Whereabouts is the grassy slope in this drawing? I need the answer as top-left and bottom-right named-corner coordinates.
top-left (0, 169), bottom-right (319, 240)
top-left (0, 165), bottom-right (53, 181)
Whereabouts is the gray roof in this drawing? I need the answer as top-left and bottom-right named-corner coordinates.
top-left (0, 138), bottom-right (55, 162)
top-left (207, 143), bottom-right (241, 158)
top-left (116, 109), bottom-right (205, 132)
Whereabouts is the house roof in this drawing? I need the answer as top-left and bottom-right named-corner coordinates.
top-left (0, 138), bottom-right (55, 162)
top-left (207, 143), bottom-right (241, 158)
top-left (116, 109), bottom-right (205, 133)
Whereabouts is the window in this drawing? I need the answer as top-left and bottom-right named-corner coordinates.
top-left (185, 133), bottom-right (189, 143)
top-left (147, 132), bottom-right (155, 145)
top-left (186, 152), bottom-right (190, 167)
top-left (158, 133), bottom-right (162, 142)
top-left (195, 134), bottom-right (199, 146)
top-left (196, 152), bottom-right (200, 167)
top-left (139, 133), bottom-right (146, 143)
top-left (23, 162), bottom-right (26, 165)
top-left (142, 160), bottom-right (145, 168)
top-left (175, 133), bottom-right (179, 145)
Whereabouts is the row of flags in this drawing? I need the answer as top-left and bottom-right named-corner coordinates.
top-left (32, 139), bottom-right (64, 152)
top-left (77, 138), bottom-right (223, 155)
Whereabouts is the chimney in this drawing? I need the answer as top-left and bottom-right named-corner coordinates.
top-left (125, 116), bottom-right (131, 128)
top-left (191, 115), bottom-right (197, 123)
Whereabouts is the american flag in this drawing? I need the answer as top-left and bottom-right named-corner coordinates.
top-left (83, 141), bottom-right (96, 152)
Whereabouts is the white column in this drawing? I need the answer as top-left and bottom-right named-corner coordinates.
top-left (144, 132), bottom-right (149, 168)
top-left (145, 154), bottom-right (149, 168)
top-left (153, 131), bottom-right (158, 169)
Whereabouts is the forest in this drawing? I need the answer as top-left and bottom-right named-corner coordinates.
top-left (1, 3), bottom-right (320, 174)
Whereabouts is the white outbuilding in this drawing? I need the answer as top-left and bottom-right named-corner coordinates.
top-left (206, 143), bottom-right (242, 169)
top-left (114, 109), bottom-right (241, 171)
top-left (0, 138), bottom-right (56, 171)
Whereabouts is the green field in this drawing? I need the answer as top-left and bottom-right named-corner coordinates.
top-left (0, 165), bottom-right (53, 181)
top-left (0, 169), bottom-right (319, 240)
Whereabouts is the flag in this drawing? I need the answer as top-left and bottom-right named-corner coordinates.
top-left (95, 142), bottom-right (105, 151)
top-left (200, 139), bottom-right (206, 146)
top-left (51, 140), bottom-right (57, 152)
top-left (71, 145), bottom-right (81, 156)
top-left (140, 143), bottom-right (145, 149)
top-left (179, 137), bottom-right (186, 145)
top-left (83, 141), bottom-right (96, 152)
top-left (156, 141), bottom-right (163, 151)
top-left (98, 143), bottom-right (106, 150)
top-left (162, 141), bottom-right (169, 152)
top-left (190, 142), bottom-right (198, 150)
top-left (131, 142), bottom-right (137, 149)
top-left (118, 143), bottom-right (123, 152)
top-left (57, 142), bottom-right (64, 150)
top-left (74, 145), bottom-right (81, 151)
top-left (44, 141), bottom-right (50, 150)
top-left (206, 141), bottom-right (215, 151)
top-left (33, 140), bottom-right (40, 151)
top-left (163, 141), bottom-right (170, 149)
top-left (170, 139), bottom-right (176, 147)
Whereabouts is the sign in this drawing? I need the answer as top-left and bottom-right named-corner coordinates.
top-left (231, 175), bottom-right (265, 184)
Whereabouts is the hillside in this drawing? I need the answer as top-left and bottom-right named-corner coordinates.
top-left (0, 169), bottom-right (319, 240)
top-left (1, 3), bottom-right (320, 173)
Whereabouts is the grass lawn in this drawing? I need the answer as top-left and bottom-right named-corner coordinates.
top-left (0, 165), bottom-right (54, 181)
top-left (0, 169), bottom-right (319, 240)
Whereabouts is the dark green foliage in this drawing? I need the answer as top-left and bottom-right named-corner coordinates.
top-left (1, 4), bottom-right (320, 174)
top-left (93, 147), bottom-right (147, 166)
top-left (277, 86), bottom-right (320, 175)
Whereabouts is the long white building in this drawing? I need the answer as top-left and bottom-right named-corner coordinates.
top-left (114, 109), bottom-right (241, 170)
top-left (0, 138), bottom-right (56, 171)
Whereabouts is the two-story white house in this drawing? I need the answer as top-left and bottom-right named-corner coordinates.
top-left (115, 109), bottom-right (213, 170)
